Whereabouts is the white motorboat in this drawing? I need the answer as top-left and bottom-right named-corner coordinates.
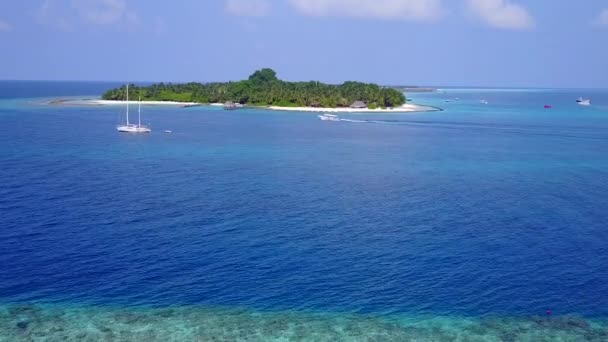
top-left (318, 114), bottom-right (340, 121)
top-left (576, 97), bottom-right (591, 106)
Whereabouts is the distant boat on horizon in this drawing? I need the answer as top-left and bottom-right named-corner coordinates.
top-left (116, 85), bottom-right (151, 133)
top-left (576, 97), bottom-right (591, 106)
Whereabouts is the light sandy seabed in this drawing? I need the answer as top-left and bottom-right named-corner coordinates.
top-left (1, 304), bottom-right (606, 341)
top-left (83, 100), bottom-right (201, 106)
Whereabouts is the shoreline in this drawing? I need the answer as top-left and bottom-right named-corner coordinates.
top-left (46, 99), bottom-right (441, 113)
top-left (266, 103), bottom-right (440, 113)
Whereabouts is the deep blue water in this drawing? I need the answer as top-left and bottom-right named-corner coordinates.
top-left (1, 81), bottom-right (608, 338)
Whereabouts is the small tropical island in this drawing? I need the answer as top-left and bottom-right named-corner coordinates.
top-left (99, 69), bottom-right (437, 113)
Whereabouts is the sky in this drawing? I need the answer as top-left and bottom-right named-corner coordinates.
top-left (0, 0), bottom-right (607, 87)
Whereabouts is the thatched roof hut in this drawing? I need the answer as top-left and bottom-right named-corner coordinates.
top-left (350, 101), bottom-right (367, 109)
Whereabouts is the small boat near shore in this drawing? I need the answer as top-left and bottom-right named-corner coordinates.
top-left (224, 101), bottom-right (244, 110)
top-left (480, 100), bottom-right (489, 105)
top-left (318, 114), bottom-right (340, 121)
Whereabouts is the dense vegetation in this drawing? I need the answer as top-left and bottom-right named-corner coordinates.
top-left (102, 69), bottom-right (406, 108)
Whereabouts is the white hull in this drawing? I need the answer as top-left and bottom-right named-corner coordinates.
top-left (318, 114), bottom-right (340, 121)
top-left (117, 125), bottom-right (151, 133)
top-left (117, 85), bottom-right (152, 133)
top-left (577, 97), bottom-right (591, 106)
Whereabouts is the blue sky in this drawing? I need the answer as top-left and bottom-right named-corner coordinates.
top-left (0, 0), bottom-right (607, 87)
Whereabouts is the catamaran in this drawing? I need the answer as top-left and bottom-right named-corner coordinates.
top-left (116, 85), bottom-right (151, 133)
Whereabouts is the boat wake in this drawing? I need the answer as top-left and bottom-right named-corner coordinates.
top-left (319, 113), bottom-right (429, 125)
top-left (337, 118), bottom-right (368, 123)
top-left (327, 117), bottom-right (608, 141)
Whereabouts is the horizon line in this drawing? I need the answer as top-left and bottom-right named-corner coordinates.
top-left (0, 79), bottom-right (606, 91)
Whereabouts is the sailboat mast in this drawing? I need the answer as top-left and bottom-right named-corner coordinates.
top-left (126, 84), bottom-right (130, 125)
top-left (138, 96), bottom-right (141, 127)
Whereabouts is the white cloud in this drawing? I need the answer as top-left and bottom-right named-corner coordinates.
top-left (71, 0), bottom-right (128, 25)
top-left (466, 0), bottom-right (534, 30)
top-left (592, 9), bottom-right (608, 28)
top-left (35, 0), bottom-right (139, 30)
top-left (153, 16), bottom-right (167, 35)
top-left (288, 0), bottom-right (444, 21)
top-left (225, 0), bottom-right (271, 17)
top-left (0, 19), bottom-right (12, 32)
top-left (35, 0), bottom-right (72, 31)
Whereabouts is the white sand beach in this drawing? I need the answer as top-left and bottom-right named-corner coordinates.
top-left (267, 103), bottom-right (439, 113)
top-left (47, 99), bottom-right (440, 113)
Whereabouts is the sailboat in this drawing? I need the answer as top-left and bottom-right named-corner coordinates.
top-left (116, 84), bottom-right (151, 133)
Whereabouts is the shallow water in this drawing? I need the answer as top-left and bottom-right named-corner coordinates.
top-left (2, 303), bottom-right (607, 341)
top-left (1, 82), bottom-right (607, 339)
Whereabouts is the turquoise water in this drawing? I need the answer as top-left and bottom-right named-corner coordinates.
top-left (1, 82), bottom-right (608, 340)
top-left (2, 304), bottom-right (607, 341)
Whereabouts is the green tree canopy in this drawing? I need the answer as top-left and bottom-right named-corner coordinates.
top-left (102, 69), bottom-right (406, 108)
top-left (248, 68), bottom-right (278, 84)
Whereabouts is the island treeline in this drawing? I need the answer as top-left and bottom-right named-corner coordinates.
top-left (102, 69), bottom-right (406, 108)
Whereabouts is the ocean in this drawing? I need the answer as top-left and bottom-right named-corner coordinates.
top-left (1, 81), bottom-right (607, 340)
